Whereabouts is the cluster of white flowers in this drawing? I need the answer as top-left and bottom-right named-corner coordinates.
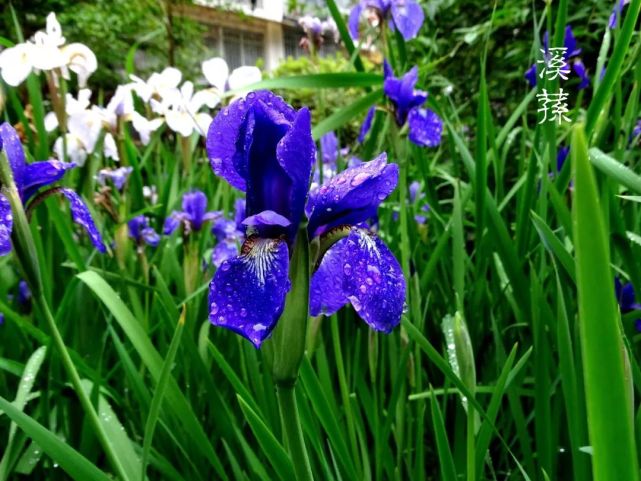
top-left (0, 13), bottom-right (97, 87)
top-left (0, 12), bottom-right (263, 167)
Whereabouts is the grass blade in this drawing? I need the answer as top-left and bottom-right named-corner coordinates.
top-left (572, 124), bottom-right (638, 481)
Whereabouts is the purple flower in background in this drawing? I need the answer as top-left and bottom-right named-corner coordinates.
top-left (163, 190), bottom-right (221, 235)
top-left (524, 64), bottom-right (537, 88)
top-left (572, 59), bottom-right (590, 90)
top-left (359, 107), bottom-right (375, 143)
top-left (557, 146), bottom-right (570, 172)
top-left (18, 280), bottom-right (31, 305)
top-left (349, 0), bottom-right (425, 41)
top-left (609, 0), bottom-right (630, 29)
top-left (359, 63), bottom-right (443, 147)
top-left (409, 180), bottom-right (421, 203)
top-left (0, 312), bottom-right (4, 325)
top-left (615, 277), bottom-right (641, 331)
top-left (525, 25), bottom-right (589, 90)
top-left (631, 119), bottom-right (641, 142)
top-left (206, 91), bottom-right (405, 347)
top-left (383, 62), bottom-right (443, 147)
top-left (96, 167), bottom-right (133, 191)
top-left (210, 199), bottom-right (246, 267)
top-left (320, 131), bottom-right (339, 166)
top-left (128, 216), bottom-right (160, 247)
top-left (0, 122), bottom-right (106, 255)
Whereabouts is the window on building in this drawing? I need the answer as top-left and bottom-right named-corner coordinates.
top-left (283, 28), bottom-right (305, 59)
top-left (203, 27), bottom-right (264, 69)
top-left (283, 27), bottom-right (339, 59)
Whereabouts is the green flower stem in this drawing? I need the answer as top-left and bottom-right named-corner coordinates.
top-left (0, 153), bottom-right (131, 481)
top-left (276, 383), bottom-right (314, 481)
top-left (330, 316), bottom-right (360, 473)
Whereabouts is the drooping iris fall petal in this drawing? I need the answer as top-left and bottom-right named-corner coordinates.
top-left (307, 153), bottom-right (399, 238)
top-left (311, 229), bottom-right (405, 332)
top-left (60, 189), bottom-right (106, 253)
top-left (0, 194), bottom-right (12, 256)
top-left (209, 238), bottom-right (291, 347)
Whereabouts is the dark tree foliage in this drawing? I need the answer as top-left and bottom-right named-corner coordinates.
top-left (1, 0), bottom-right (207, 91)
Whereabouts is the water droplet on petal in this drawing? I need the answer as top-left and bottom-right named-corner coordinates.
top-left (343, 263), bottom-right (352, 275)
top-left (351, 172), bottom-right (369, 186)
top-left (210, 302), bottom-right (219, 315)
top-left (348, 295), bottom-right (362, 312)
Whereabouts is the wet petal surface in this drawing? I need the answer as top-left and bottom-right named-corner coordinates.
top-left (307, 153), bottom-right (398, 238)
top-left (209, 237), bottom-right (291, 347)
top-left (0, 194), bottom-right (13, 256)
top-left (60, 189), bottom-right (106, 253)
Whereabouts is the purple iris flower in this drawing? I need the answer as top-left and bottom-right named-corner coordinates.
top-left (349, 0), bottom-right (424, 41)
top-left (382, 62), bottom-right (443, 147)
top-left (360, 63), bottom-right (443, 147)
top-left (210, 199), bottom-right (246, 267)
top-left (18, 280), bottom-right (31, 305)
top-left (163, 190), bottom-right (221, 235)
top-left (632, 119), bottom-right (641, 140)
top-left (320, 131), bottom-right (339, 166)
top-left (359, 107), bottom-right (376, 143)
top-left (206, 90), bottom-right (405, 347)
top-left (0, 123), bottom-right (106, 256)
top-left (557, 146), bottom-right (570, 172)
top-left (615, 277), bottom-right (641, 331)
top-left (96, 167), bottom-right (133, 191)
top-left (609, 0), bottom-right (630, 29)
top-left (525, 25), bottom-right (589, 90)
top-left (128, 215), bottom-right (160, 248)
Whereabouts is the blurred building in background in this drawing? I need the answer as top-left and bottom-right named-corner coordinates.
top-left (178, 0), bottom-right (343, 71)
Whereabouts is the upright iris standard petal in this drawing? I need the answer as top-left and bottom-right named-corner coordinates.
top-left (273, 107), bottom-right (315, 235)
top-left (358, 107), bottom-right (375, 143)
top-left (60, 189), bottom-right (106, 253)
top-left (408, 108), bottom-right (443, 147)
top-left (572, 60), bottom-right (590, 90)
top-left (310, 238), bottom-right (349, 316)
top-left (207, 91), bottom-right (313, 241)
top-left (563, 25), bottom-right (581, 58)
top-left (341, 229), bottom-right (405, 332)
top-left (0, 194), bottom-right (12, 256)
top-left (557, 146), bottom-right (570, 172)
top-left (615, 277), bottom-right (641, 312)
top-left (320, 131), bottom-right (339, 165)
top-left (307, 153), bottom-right (399, 237)
top-left (0, 123), bottom-right (26, 191)
top-left (164, 191), bottom-right (220, 235)
top-left (209, 238), bottom-right (291, 347)
top-left (348, 2), bottom-right (364, 39)
top-left (22, 160), bottom-right (76, 200)
top-left (383, 66), bottom-right (428, 125)
top-left (182, 191), bottom-right (208, 231)
top-left (525, 64), bottom-right (537, 88)
top-left (390, 0), bottom-right (424, 40)
top-left (206, 91), bottom-right (295, 192)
